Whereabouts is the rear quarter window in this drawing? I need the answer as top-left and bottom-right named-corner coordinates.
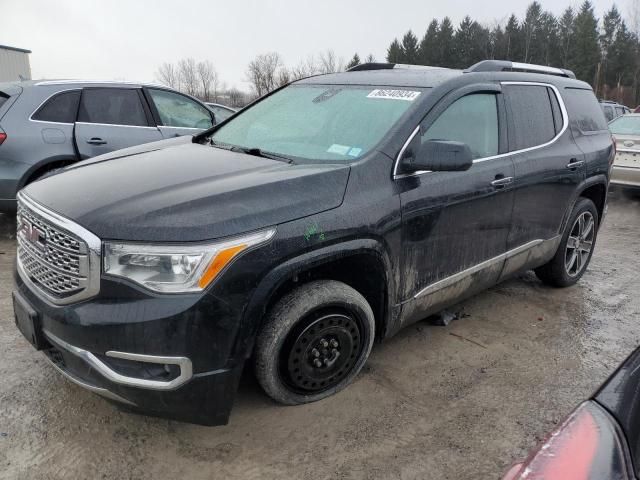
top-left (0, 93), bottom-right (8, 109)
top-left (32, 90), bottom-right (81, 123)
top-left (562, 88), bottom-right (608, 133)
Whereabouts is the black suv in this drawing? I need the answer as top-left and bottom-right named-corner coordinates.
top-left (13, 60), bottom-right (614, 426)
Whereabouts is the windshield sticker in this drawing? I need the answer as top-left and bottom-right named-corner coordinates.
top-left (367, 89), bottom-right (421, 101)
top-left (327, 144), bottom-right (351, 156)
top-left (313, 88), bottom-right (342, 103)
top-left (347, 147), bottom-right (362, 157)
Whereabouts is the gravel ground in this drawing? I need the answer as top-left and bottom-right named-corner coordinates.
top-left (0, 189), bottom-right (639, 480)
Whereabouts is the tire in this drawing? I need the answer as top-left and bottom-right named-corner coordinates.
top-left (254, 280), bottom-right (375, 405)
top-left (534, 197), bottom-right (599, 287)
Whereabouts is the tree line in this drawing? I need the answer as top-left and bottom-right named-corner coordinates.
top-left (384, 1), bottom-right (639, 105)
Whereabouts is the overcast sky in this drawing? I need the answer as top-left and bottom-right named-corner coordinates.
top-left (3, 0), bottom-right (628, 91)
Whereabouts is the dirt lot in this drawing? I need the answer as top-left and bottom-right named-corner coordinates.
top-left (1, 190), bottom-right (639, 480)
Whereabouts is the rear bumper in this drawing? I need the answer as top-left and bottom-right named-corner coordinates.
top-left (610, 165), bottom-right (640, 188)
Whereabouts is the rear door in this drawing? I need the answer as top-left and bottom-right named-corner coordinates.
top-left (503, 83), bottom-right (585, 254)
top-left (145, 88), bottom-right (214, 138)
top-left (75, 88), bottom-right (163, 159)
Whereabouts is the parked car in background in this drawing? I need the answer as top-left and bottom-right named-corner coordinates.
top-left (601, 99), bottom-right (630, 121)
top-left (609, 114), bottom-right (640, 189)
top-left (503, 343), bottom-right (640, 480)
top-left (13, 60), bottom-right (613, 426)
top-left (205, 102), bottom-right (237, 122)
top-left (0, 80), bottom-right (216, 212)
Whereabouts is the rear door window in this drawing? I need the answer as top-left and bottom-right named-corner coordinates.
top-left (0, 93), bottom-right (8, 110)
top-left (562, 88), bottom-right (609, 132)
top-left (422, 93), bottom-right (499, 160)
top-left (504, 85), bottom-right (556, 150)
top-left (32, 90), bottom-right (80, 123)
top-left (78, 88), bottom-right (149, 127)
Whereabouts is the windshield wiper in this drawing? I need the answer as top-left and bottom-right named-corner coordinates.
top-left (230, 146), bottom-right (294, 164)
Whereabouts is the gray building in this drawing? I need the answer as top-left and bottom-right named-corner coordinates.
top-left (0, 45), bottom-right (32, 82)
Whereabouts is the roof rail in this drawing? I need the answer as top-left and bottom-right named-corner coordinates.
top-left (465, 60), bottom-right (576, 79)
top-left (347, 63), bottom-right (446, 72)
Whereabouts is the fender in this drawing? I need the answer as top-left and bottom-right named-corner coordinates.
top-left (237, 238), bottom-right (396, 359)
top-left (559, 174), bottom-right (609, 235)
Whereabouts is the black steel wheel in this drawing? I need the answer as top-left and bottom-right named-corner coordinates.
top-left (255, 280), bottom-right (375, 405)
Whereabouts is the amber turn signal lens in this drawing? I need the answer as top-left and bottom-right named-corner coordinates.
top-left (197, 245), bottom-right (247, 289)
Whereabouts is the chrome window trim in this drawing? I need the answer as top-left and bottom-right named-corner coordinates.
top-left (28, 88), bottom-right (81, 126)
top-left (158, 125), bottom-right (204, 131)
top-left (75, 121), bottom-right (159, 130)
top-left (16, 191), bottom-right (101, 305)
top-left (393, 81), bottom-right (568, 179)
top-left (43, 330), bottom-right (193, 391)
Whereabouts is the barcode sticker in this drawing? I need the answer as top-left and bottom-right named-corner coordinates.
top-left (367, 89), bottom-right (421, 101)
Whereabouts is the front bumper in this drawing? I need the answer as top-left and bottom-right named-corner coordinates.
top-left (13, 272), bottom-right (246, 426)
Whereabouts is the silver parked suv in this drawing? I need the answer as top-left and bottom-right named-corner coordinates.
top-left (0, 80), bottom-right (216, 212)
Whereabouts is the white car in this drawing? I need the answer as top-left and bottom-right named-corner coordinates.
top-left (205, 102), bottom-right (237, 123)
top-left (609, 113), bottom-right (640, 189)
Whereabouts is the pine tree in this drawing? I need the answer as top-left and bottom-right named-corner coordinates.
top-left (573, 0), bottom-right (600, 85)
top-left (523, 2), bottom-right (542, 63)
top-left (401, 30), bottom-right (420, 64)
top-left (601, 5), bottom-right (622, 87)
top-left (419, 20), bottom-right (440, 65)
top-left (504, 15), bottom-right (524, 61)
top-left (558, 7), bottom-right (576, 68)
top-left (438, 17), bottom-right (456, 67)
top-left (346, 53), bottom-right (361, 70)
top-left (386, 38), bottom-right (404, 63)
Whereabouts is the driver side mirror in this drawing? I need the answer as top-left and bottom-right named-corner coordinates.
top-left (401, 139), bottom-right (473, 173)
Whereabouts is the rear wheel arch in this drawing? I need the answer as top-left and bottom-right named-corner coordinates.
top-left (560, 176), bottom-right (608, 234)
top-left (19, 156), bottom-right (78, 189)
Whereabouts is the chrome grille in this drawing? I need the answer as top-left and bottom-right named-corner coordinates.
top-left (17, 198), bottom-right (90, 300)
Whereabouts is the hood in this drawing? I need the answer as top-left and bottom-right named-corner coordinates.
top-left (24, 142), bottom-right (350, 241)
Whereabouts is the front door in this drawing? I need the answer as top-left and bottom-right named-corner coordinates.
top-left (397, 89), bottom-right (515, 327)
top-left (75, 88), bottom-right (163, 159)
top-left (145, 88), bottom-right (214, 139)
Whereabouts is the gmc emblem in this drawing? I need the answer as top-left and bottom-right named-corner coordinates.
top-left (20, 220), bottom-right (43, 247)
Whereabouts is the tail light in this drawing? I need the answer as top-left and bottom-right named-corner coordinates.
top-left (611, 134), bottom-right (617, 166)
top-left (0, 132), bottom-right (6, 145)
top-left (503, 402), bottom-right (633, 480)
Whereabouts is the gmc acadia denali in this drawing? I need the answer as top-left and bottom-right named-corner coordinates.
top-left (13, 61), bottom-right (614, 425)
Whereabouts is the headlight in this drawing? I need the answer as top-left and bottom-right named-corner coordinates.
top-left (103, 229), bottom-right (275, 293)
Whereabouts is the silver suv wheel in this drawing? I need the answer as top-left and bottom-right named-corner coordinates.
top-left (564, 211), bottom-right (595, 277)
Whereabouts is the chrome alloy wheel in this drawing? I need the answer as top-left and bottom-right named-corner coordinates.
top-left (565, 211), bottom-right (595, 277)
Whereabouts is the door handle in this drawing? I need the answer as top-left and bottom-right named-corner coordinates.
top-left (566, 158), bottom-right (584, 169)
top-left (86, 137), bottom-right (107, 145)
top-left (491, 176), bottom-right (513, 188)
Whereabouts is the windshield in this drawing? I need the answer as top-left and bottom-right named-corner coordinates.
top-left (210, 85), bottom-right (424, 161)
top-left (609, 115), bottom-right (640, 135)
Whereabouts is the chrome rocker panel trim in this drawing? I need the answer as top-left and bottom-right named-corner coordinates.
top-left (43, 330), bottom-right (193, 391)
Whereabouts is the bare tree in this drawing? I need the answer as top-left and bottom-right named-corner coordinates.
top-left (178, 58), bottom-right (199, 96)
top-left (277, 68), bottom-right (291, 87)
top-left (227, 87), bottom-right (246, 108)
top-left (318, 49), bottom-right (344, 74)
top-left (246, 52), bottom-right (284, 97)
top-left (364, 54), bottom-right (376, 63)
top-left (156, 62), bottom-right (179, 89)
top-left (290, 55), bottom-right (320, 80)
top-left (197, 60), bottom-right (218, 101)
